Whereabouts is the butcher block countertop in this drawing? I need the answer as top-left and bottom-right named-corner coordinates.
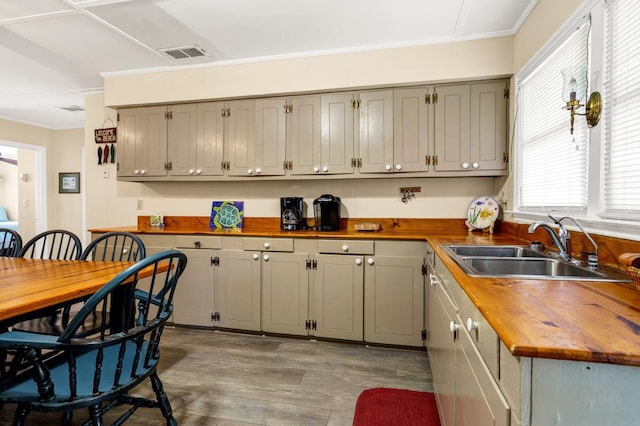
top-left (90, 216), bottom-right (640, 367)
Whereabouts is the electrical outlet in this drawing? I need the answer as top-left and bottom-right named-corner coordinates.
top-left (137, 199), bottom-right (143, 210)
top-left (102, 169), bottom-right (109, 179)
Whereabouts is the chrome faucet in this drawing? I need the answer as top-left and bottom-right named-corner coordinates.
top-left (528, 221), bottom-right (571, 261)
top-left (549, 215), bottom-right (599, 269)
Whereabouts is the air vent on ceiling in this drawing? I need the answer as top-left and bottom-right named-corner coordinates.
top-left (61, 105), bottom-right (84, 112)
top-left (160, 44), bottom-right (207, 60)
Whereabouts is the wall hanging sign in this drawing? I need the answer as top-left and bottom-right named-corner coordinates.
top-left (59, 172), bottom-right (80, 194)
top-left (94, 118), bottom-right (117, 165)
top-left (94, 127), bottom-right (117, 144)
top-left (210, 201), bottom-right (244, 230)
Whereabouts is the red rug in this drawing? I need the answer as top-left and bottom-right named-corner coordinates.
top-left (352, 387), bottom-right (441, 426)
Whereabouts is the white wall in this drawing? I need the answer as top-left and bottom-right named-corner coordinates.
top-left (0, 118), bottom-right (83, 241)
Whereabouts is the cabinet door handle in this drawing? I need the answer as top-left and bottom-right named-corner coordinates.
top-left (461, 162), bottom-right (469, 169)
top-left (255, 168), bottom-right (262, 175)
top-left (263, 242), bottom-right (270, 249)
top-left (385, 164), bottom-right (392, 171)
top-left (355, 258), bottom-right (362, 265)
top-left (322, 166), bottom-right (329, 173)
top-left (466, 317), bottom-right (479, 332)
top-left (189, 168), bottom-right (195, 175)
top-left (395, 164), bottom-right (402, 171)
top-left (472, 162), bottom-right (479, 169)
top-left (342, 245), bottom-right (349, 252)
top-left (252, 253), bottom-right (259, 260)
top-left (196, 169), bottom-right (202, 175)
top-left (367, 257), bottom-right (374, 265)
top-left (263, 254), bottom-right (270, 261)
top-left (313, 166), bottom-right (320, 173)
top-left (450, 321), bottom-right (460, 333)
top-left (247, 168), bottom-right (253, 175)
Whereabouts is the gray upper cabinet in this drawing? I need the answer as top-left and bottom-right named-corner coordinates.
top-left (117, 79), bottom-right (508, 181)
top-left (253, 98), bottom-right (286, 176)
top-left (393, 87), bottom-right (433, 173)
top-left (434, 81), bottom-right (508, 172)
top-left (167, 104), bottom-right (198, 177)
top-left (117, 106), bottom-right (168, 178)
top-left (287, 95), bottom-right (322, 175)
top-left (226, 100), bottom-right (257, 176)
top-left (193, 102), bottom-right (225, 177)
top-left (470, 81), bottom-right (508, 172)
top-left (433, 84), bottom-right (472, 172)
top-left (358, 90), bottom-right (394, 174)
top-left (320, 93), bottom-right (357, 175)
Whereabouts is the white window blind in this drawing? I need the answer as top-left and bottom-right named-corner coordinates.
top-left (602, 0), bottom-right (640, 220)
top-left (518, 23), bottom-right (590, 209)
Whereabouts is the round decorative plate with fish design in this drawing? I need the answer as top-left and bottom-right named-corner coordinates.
top-left (466, 196), bottom-right (499, 230)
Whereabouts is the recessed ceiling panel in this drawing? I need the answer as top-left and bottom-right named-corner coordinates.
top-left (456, 0), bottom-right (536, 37)
top-left (0, 0), bottom-right (72, 21)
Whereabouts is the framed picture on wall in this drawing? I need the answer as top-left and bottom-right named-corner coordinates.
top-left (59, 172), bottom-right (80, 194)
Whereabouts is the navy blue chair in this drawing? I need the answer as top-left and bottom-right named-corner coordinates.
top-left (18, 229), bottom-right (82, 260)
top-left (0, 249), bottom-right (187, 425)
top-left (0, 228), bottom-right (22, 257)
top-left (81, 231), bottom-right (146, 262)
top-left (12, 230), bottom-right (83, 335)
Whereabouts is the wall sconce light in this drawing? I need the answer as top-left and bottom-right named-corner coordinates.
top-left (562, 65), bottom-right (602, 135)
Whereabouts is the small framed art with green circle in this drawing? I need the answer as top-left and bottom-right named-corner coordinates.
top-left (59, 172), bottom-right (80, 194)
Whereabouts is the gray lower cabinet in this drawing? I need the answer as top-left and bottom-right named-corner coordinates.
top-left (364, 241), bottom-right (425, 346)
top-left (261, 251), bottom-right (310, 335)
top-left (215, 248), bottom-right (261, 331)
top-left (313, 253), bottom-right (364, 341)
top-left (172, 236), bottom-right (221, 327)
top-left (428, 246), bottom-right (509, 426)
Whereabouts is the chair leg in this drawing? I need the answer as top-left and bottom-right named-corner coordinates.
top-left (88, 404), bottom-right (104, 426)
top-left (150, 373), bottom-right (177, 426)
top-left (13, 403), bottom-right (30, 426)
top-left (62, 409), bottom-right (74, 425)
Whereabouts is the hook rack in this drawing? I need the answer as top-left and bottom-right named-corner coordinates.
top-left (400, 187), bottom-right (421, 203)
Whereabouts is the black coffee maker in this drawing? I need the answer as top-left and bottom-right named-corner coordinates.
top-left (280, 197), bottom-right (305, 231)
top-left (313, 194), bottom-right (341, 231)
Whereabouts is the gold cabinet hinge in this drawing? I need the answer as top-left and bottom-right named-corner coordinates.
top-left (351, 158), bottom-right (357, 168)
top-left (432, 155), bottom-right (439, 166)
top-left (221, 108), bottom-right (231, 118)
top-left (117, 113), bottom-right (120, 122)
top-left (164, 162), bottom-right (173, 171)
top-left (425, 94), bottom-right (431, 104)
top-left (357, 158), bottom-right (362, 168)
top-left (503, 152), bottom-right (509, 163)
top-left (284, 104), bottom-right (293, 113)
top-left (425, 155), bottom-right (431, 166)
top-left (283, 160), bottom-right (293, 170)
top-left (504, 88), bottom-right (510, 100)
top-left (432, 93), bottom-right (439, 104)
top-left (165, 111), bottom-right (173, 120)
top-left (221, 161), bottom-right (230, 170)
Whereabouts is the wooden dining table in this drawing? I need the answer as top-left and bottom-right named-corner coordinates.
top-left (0, 257), bottom-right (139, 325)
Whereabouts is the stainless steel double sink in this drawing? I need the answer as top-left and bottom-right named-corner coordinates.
top-left (443, 245), bottom-right (631, 282)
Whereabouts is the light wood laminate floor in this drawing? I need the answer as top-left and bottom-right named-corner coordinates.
top-left (0, 327), bottom-right (433, 425)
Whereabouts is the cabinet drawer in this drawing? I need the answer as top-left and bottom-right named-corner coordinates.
top-left (243, 238), bottom-right (294, 252)
top-left (175, 235), bottom-right (222, 249)
top-left (318, 240), bottom-right (374, 255)
top-left (458, 293), bottom-right (500, 379)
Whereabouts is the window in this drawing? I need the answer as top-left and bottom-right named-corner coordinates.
top-left (515, 0), bottom-right (640, 237)
top-left (518, 22), bottom-right (590, 211)
top-left (602, 0), bottom-right (640, 220)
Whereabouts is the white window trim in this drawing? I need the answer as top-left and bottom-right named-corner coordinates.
top-left (511, 0), bottom-right (640, 241)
